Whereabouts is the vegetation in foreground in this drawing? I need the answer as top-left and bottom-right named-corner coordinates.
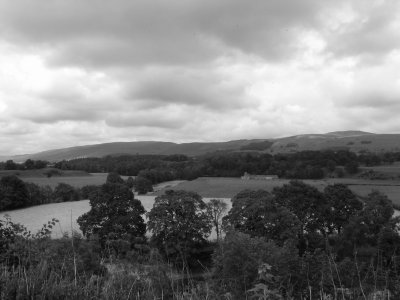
top-left (1, 172), bottom-right (400, 299)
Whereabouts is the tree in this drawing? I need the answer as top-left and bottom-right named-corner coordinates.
top-left (338, 190), bottom-right (398, 260)
top-left (24, 159), bottom-right (35, 170)
top-left (0, 175), bottom-right (28, 210)
top-left (324, 184), bottom-right (362, 233)
top-left (147, 190), bottom-right (212, 265)
top-left (213, 231), bottom-right (300, 299)
top-left (126, 176), bottom-right (134, 189)
top-left (273, 181), bottom-right (329, 253)
top-left (106, 172), bottom-right (124, 184)
top-left (4, 160), bottom-right (18, 170)
top-left (224, 190), bottom-right (299, 245)
top-left (77, 183), bottom-right (146, 245)
top-left (361, 190), bottom-right (395, 235)
top-left (207, 199), bottom-right (228, 241)
top-left (133, 176), bottom-right (153, 195)
top-left (344, 161), bottom-right (359, 174)
top-left (273, 181), bottom-right (328, 236)
top-left (53, 183), bottom-right (79, 202)
top-left (80, 185), bottom-right (100, 200)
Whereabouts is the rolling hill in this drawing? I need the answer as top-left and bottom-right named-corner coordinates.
top-left (2, 131), bottom-right (400, 162)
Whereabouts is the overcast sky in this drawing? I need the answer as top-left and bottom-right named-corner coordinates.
top-left (1, 0), bottom-right (400, 155)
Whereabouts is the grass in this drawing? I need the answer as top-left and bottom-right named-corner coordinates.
top-left (156, 177), bottom-right (400, 205)
top-left (0, 168), bottom-right (90, 178)
top-left (21, 173), bottom-right (110, 188)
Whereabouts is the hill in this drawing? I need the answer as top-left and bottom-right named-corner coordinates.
top-left (271, 132), bottom-right (400, 153)
top-left (3, 139), bottom-right (268, 162)
top-left (3, 131), bottom-right (400, 162)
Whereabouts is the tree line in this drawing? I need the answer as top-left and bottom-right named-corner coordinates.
top-left (51, 149), bottom-right (388, 181)
top-left (2, 173), bottom-right (399, 298)
top-left (0, 175), bottom-right (92, 211)
top-left (0, 159), bottom-right (48, 170)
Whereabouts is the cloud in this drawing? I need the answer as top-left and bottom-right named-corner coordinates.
top-left (323, 0), bottom-right (400, 61)
top-left (127, 65), bottom-right (254, 110)
top-left (0, 0), bottom-right (400, 155)
top-left (0, 0), bottom-right (328, 68)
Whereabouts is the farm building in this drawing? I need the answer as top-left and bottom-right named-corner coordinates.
top-left (241, 172), bottom-right (278, 180)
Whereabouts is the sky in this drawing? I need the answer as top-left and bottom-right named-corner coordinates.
top-left (1, 0), bottom-right (400, 155)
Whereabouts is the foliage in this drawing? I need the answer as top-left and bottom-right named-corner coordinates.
top-left (224, 190), bottom-right (299, 245)
top-left (213, 231), bottom-right (299, 299)
top-left (207, 199), bottom-right (227, 241)
top-left (147, 190), bottom-right (212, 266)
top-left (0, 159), bottom-right (48, 170)
top-left (273, 181), bottom-right (330, 240)
top-left (54, 182), bottom-right (80, 202)
top-left (49, 149), bottom-right (394, 182)
top-left (324, 183), bottom-right (363, 233)
top-left (79, 184), bottom-right (100, 199)
top-left (77, 182), bottom-right (146, 248)
top-left (106, 171), bottom-right (125, 184)
top-left (126, 176), bottom-right (134, 188)
top-left (134, 175), bottom-right (153, 194)
top-left (0, 175), bottom-right (29, 210)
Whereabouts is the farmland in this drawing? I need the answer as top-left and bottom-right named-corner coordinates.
top-left (19, 173), bottom-right (131, 188)
top-left (155, 177), bottom-right (400, 204)
top-left (20, 173), bottom-right (109, 188)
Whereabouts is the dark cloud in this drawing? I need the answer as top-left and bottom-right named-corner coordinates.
top-left (0, 0), bottom-right (326, 68)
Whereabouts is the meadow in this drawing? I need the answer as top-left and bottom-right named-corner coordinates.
top-left (21, 173), bottom-right (129, 188)
top-left (155, 177), bottom-right (400, 204)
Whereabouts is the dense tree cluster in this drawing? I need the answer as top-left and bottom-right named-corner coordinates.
top-left (219, 182), bottom-right (400, 298)
top-left (147, 190), bottom-right (212, 266)
top-left (0, 159), bottom-right (48, 170)
top-left (49, 149), bottom-right (400, 181)
top-left (0, 175), bottom-right (95, 211)
top-left (3, 150), bottom-right (400, 185)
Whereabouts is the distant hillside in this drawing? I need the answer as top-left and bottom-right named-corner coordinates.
top-left (4, 139), bottom-right (268, 162)
top-left (270, 132), bottom-right (400, 154)
top-left (3, 131), bottom-right (400, 162)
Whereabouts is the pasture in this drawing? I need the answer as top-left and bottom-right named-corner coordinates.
top-left (156, 177), bottom-right (400, 204)
top-left (20, 173), bottom-right (132, 188)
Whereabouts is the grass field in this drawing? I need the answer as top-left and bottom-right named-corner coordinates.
top-left (18, 173), bottom-right (133, 188)
top-left (21, 173), bottom-right (110, 188)
top-left (0, 168), bottom-right (90, 178)
top-left (156, 177), bottom-right (400, 204)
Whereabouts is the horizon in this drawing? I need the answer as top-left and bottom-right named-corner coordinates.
top-left (1, 1), bottom-right (400, 155)
top-left (2, 129), bottom-right (397, 158)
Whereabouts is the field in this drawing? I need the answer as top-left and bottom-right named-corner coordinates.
top-left (2, 174), bottom-right (400, 238)
top-left (155, 177), bottom-right (400, 204)
top-left (21, 173), bottom-right (110, 188)
top-left (0, 168), bottom-right (90, 178)
top-left (1, 195), bottom-right (228, 239)
top-left (16, 173), bottom-right (133, 188)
